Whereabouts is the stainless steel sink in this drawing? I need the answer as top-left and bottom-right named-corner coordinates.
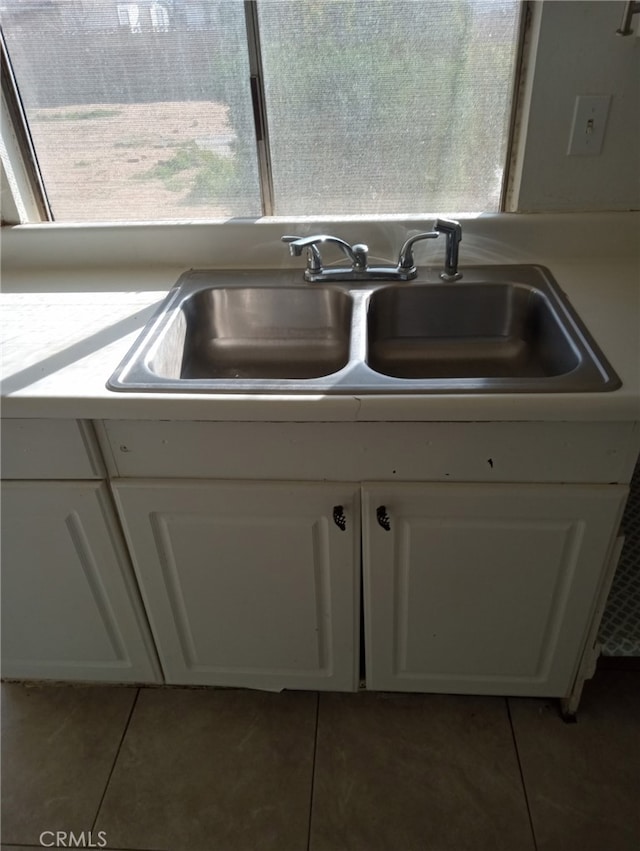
top-left (149, 285), bottom-right (352, 381)
top-left (367, 283), bottom-right (579, 380)
top-left (107, 266), bottom-right (620, 394)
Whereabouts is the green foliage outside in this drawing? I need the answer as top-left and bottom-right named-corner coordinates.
top-left (135, 141), bottom-right (238, 205)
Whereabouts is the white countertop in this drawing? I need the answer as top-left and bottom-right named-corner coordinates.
top-left (1, 213), bottom-right (639, 422)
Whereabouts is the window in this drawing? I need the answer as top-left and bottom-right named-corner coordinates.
top-left (1, 0), bottom-right (523, 222)
top-left (149, 4), bottom-right (170, 33)
top-left (117, 4), bottom-right (142, 32)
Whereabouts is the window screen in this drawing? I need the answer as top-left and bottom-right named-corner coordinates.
top-left (2, 0), bottom-right (262, 220)
top-left (2, 0), bottom-right (522, 221)
top-left (258, 0), bottom-right (521, 215)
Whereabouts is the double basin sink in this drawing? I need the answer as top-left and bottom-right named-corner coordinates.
top-left (108, 266), bottom-right (620, 394)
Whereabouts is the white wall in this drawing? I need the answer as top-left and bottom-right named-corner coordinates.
top-left (516, 0), bottom-right (640, 212)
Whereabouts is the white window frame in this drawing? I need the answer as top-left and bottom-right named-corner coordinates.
top-left (0, 38), bottom-right (52, 224)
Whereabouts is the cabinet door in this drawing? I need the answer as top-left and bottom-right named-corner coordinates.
top-left (112, 480), bottom-right (360, 690)
top-left (1, 481), bottom-right (160, 682)
top-left (363, 483), bottom-right (626, 696)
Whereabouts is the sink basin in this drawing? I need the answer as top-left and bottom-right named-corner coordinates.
top-left (107, 266), bottom-right (620, 394)
top-left (150, 286), bottom-right (352, 381)
top-left (367, 283), bottom-right (579, 380)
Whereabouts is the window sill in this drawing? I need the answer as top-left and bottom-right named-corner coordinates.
top-left (1, 211), bottom-right (638, 277)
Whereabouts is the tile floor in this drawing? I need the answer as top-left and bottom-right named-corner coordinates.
top-left (2, 664), bottom-right (639, 851)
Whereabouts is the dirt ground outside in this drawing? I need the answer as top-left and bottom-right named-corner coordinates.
top-left (30, 101), bottom-right (260, 222)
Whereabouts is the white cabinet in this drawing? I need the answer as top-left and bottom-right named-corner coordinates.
top-left (96, 418), bottom-right (638, 702)
top-left (1, 480), bottom-right (160, 682)
top-left (2, 415), bottom-right (634, 702)
top-left (111, 475), bottom-right (626, 699)
top-left (112, 480), bottom-right (360, 691)
top-left (1, 418), bottom-right (104, 479)
top-left (362, 483), bottom-right (627, 697)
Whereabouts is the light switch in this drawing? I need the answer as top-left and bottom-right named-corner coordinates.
top-left (567, 95), bottom-right (612, 156)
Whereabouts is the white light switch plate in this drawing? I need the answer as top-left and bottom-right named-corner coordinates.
top-left (567, 95), bottom-right (612, 156)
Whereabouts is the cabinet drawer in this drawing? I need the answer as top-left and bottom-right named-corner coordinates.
top-left (1, 419), bottom-right (103, 479)
top-left (101, 419), bottom-right (638, 483)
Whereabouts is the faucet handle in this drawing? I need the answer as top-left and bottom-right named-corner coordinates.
top-left (281, 234), bottom-right (368, 274)
top-left (281, 234), bottom-right (328, 254)
top-left (281, 234), bottom-right (323, 272)
top-left (397, 231), bottom-right (439, 273)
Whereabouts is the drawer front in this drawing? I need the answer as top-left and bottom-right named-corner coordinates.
top-left (1, 419), bottom-right (104, 480)
top-left (100, 419), bottom-right (638, 484)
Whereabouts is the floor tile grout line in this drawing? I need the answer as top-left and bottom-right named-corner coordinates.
top-left (306, 692), bottom-right (320, 851)
top-left (90, 686), bottom-right (141, 834)
top-left (506, 697), bottom-right (539, 851)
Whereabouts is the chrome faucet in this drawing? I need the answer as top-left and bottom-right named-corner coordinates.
top-left (282, 217), bottom-right (462, 282)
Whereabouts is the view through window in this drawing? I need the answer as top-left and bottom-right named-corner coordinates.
top-left (1, 0), bottom-right (522, 221)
